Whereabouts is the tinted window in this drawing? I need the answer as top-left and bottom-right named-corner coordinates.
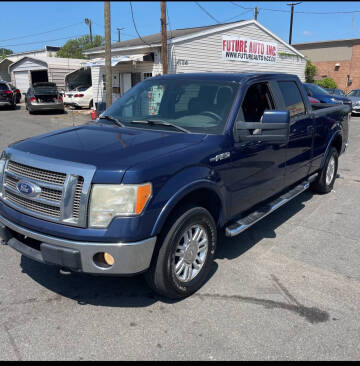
top-left (242, 82), bottom-right (275, 122)
top-left (278, 81), bottom-right (306, 117)
top-left (0, 83), bottom-right (9, 91)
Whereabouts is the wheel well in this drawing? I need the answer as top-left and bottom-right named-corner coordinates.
top-left (162, 188), bottom-right (222, 230)
top-left (331, 134), bottom-right (342, 155)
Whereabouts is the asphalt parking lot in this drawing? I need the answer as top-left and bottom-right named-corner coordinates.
top-left (0, 105), bottom-right (359, 360)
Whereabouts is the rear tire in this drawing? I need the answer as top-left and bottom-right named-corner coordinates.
top-left (311, 147), bottom-right (338, 194)
top-left (145, 205), bottom-right (217, 299)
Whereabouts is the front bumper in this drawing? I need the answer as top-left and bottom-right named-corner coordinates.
top-left (0, 213), bottom-right (157, 275)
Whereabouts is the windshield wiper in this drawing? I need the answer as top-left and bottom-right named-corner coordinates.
top-left (98, 114), bottom-right (126, 128)
top-left (130, 119), bottom-right (191, 134)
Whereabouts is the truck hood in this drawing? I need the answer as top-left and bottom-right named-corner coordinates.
top-left (9, 122), bottom-right (206, 183)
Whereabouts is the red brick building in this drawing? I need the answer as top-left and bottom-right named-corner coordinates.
top-left (293, 38), bottom-right (360, 93)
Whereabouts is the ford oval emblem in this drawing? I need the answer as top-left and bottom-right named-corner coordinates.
top-left (16, 180), bottom-right (41, 197)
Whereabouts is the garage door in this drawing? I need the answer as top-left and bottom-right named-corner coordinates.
top-left (14, 71), bottom-right (30, 94)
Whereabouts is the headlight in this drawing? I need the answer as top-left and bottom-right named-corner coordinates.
top-left (89, 183), bottom-right (152, 228)
top-left (330, 98), bottom-right (343, 104)
top-left (355, 101), bottom-right (360, 106)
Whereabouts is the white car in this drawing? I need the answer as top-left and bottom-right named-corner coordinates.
top-left (63, 85), bottom-right (93, 109)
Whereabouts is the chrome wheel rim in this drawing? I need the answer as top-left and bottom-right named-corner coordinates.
top-left (174, 224), bottom-right (208, 283)
top-left (326, 156), bottom-right (336, 186)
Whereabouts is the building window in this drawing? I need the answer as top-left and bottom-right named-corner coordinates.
top-left (143, 73), bottom-right (153, 80)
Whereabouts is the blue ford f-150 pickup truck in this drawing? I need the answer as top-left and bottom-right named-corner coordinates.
top-left (0, 73), bottom-right (350, 299)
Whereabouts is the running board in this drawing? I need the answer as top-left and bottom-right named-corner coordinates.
top-left (225, 173), bottom-right (318, 237)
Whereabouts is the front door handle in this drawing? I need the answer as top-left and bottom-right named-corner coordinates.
top-left (307, 126), bottom-right (314, 135)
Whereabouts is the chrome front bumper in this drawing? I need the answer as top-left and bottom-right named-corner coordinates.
top-left (0, 214), bottom-right (156, 275)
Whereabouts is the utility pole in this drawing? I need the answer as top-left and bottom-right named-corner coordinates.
top-left (85, 18), bottom-right (93, 45)
top-left (104, 1), bottom-right (112, 107)
top-left (254, 6), bottom-right (259, 21)
top-left (160, 1), bottom-right (168, 74)
top-left (117, 27), bottom-right (125, 43)
top-left (287, 2), bottom-right (301, 45)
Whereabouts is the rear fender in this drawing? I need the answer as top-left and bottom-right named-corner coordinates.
top-left (320, 129), bottom-right (342, 169)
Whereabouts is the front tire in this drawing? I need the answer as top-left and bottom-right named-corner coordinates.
top-left (145, 205), bottom-right (217, 299)
top-left (311, 146), bottom-right (338, 194)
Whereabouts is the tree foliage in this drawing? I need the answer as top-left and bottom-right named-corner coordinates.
top-left (0, 48), bottom-right (14, 60)
top-left (305, 59), bottom-right (317, 83)
top-left (315, 77), bottom-right (338, 89)
top-left (56, 35), bottom-right (104, 59)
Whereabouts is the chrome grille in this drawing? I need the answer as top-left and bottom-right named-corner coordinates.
top-left (2, 158), bottom-right (89, 227)
top-left (5, 190), bottom-right (61, 218)
top-left (7, 160), bottom-right (66, 185)
top-left (72, 177), bottom-right (84, 220)
top-left (4, 175), bottom-right (62, 202)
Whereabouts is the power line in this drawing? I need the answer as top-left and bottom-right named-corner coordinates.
top-left (230, 1), bottom-right (360, 15)
top-left (195, 2), bottom-right (220, 24)
top-left (1, 34), bottom-right (86, 48)
top-left (0, 22), bottom-right (83, 43)
top-left (129, 1), bottom-right (153, 47)
top-left (223, 9), bottom-right (253, 22)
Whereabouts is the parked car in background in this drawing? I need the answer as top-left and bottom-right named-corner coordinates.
top-left (303, 83), bottom-right (352, 108)
top-left (63, 85), bottom-right (93, 109)
top-left (308, 96), bottom-right (320, 104)
top-left (0, 81), bottom-right (17, 110)
top-left (25, 82), bottom-right (64, 114)
top-left (346, 89), bottom-right (360, 114)
top-left (326, 88), bottom-right (345, 97)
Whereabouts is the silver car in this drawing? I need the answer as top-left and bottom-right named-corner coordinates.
top-left (25, 82), bottom-right (64, 114)
top-left (346, 89), bottom-right (360, 114)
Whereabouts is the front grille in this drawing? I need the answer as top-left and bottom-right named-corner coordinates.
top-left (5, 190), bottom-right (61, 218)
top-left (2, 159), bottom-right (88, 226)
top-left (7, 160), bottom-right (66, 185)
top-left (73, 177), bottom-right (84, 219)
top-left (4, 175), bottom-right (62, 202)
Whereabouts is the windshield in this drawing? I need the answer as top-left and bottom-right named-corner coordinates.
top-left (305, 83), bottom-right (330, 96)
top-left (101, 78), bottom-right (239, 134)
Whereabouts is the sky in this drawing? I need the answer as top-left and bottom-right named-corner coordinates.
top-left (2, 1), bottom-right (360, 54)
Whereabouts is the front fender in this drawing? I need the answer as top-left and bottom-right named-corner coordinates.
top-left (150, 166), bottom-right (226, 237)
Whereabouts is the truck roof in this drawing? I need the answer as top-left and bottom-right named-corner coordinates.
top-left (153, 72), bottom-right (299, 83)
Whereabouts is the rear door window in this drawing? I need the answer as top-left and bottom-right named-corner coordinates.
top-left (241, 82), bottom-right (275, 122)
top-left (278, 81), bottom-right (306, 117)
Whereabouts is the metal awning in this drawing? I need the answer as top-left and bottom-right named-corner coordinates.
top-left (83, 54), bottom-right (147, 67)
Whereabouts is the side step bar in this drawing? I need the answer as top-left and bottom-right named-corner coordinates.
top-left (225, 173), bottom-right (318, 237)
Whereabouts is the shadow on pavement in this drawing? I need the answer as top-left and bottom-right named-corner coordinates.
top-left (19, 191), bottom-right (313, 308)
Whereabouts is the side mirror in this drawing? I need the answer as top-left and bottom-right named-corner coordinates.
top-left (236, 110), bottom-right (290, 144)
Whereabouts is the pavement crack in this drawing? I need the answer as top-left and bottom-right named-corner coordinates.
top-left (195, 290), bottom-right (329, 324)
top-left (4, 324), bottom-right (22, 361)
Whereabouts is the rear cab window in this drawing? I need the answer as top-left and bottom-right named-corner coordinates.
top-left (277, 81), bottom-right (306, 117)
top-left (0, 83), bottom-right (9, 91)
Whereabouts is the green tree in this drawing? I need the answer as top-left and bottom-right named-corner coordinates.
top-left (305, 59), bottom-right (317, 83)
top-left (0, 48), bottom-right (13, 60)
top-left (315, 77), bottom-right (337, 89)
top-left (56, 35), bottom-right (104, 59)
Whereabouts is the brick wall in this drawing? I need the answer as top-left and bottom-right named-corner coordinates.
top-left (312, 43), bottom-right (360, 93)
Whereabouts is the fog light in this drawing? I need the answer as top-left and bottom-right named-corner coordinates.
top-left (93, 252), bottom-right (115, 268)
top-left (104, 252), bottom-right (115, 266)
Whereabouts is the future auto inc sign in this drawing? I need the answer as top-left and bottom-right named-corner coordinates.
top-left (222, 36), bottom-right (277, 64)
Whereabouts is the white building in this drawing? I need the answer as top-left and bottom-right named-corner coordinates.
top-left (0, 46), bottom-right (60, 82)
top-left (8, 56), bottom-right (86, 94)
top-left (84, 20), bottom-right (306, 106)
